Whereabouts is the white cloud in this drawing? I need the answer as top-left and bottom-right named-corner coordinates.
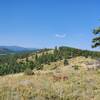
top-left (55, 34), bottom-right (66, 38)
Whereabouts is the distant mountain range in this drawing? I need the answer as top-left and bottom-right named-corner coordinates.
top-left (0, 46), bottom-right (37, 54)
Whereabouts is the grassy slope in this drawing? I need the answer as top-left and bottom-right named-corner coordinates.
top-left (0, 57), bottom-right (100, 100)
top-left (17, 49), bottom-right (54, 63)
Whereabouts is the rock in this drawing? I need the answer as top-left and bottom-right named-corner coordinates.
top-left (85, 61), bottom-right (100, 70)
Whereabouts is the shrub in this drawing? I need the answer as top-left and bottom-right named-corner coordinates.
top-left (64, 59), bottom-right (69, 66)
top-left (72, 65), bottom-right (80, 70)
top-left (36, 64), bottom-right (44, 70)
top-left (24, 68), bottom-right (34, 75)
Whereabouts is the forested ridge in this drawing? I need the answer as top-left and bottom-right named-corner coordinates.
top-left (0, 46), bottom-right (99, 75)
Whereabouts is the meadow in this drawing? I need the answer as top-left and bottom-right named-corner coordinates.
top-left (0, 57), bottom-right (100, 100)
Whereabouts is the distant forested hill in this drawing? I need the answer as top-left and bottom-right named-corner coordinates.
top-left (0, 46), bottom-right (37, 54)
top-left (0, 48), bottom-right (13, 54)
top-left (0, 46), bottom-right (37, 52)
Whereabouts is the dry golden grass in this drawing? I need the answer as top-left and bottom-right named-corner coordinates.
top-left (0, 56), bottom-right (100, 100)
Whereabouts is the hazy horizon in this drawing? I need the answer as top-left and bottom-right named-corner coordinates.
top-left (0, 0), bottom-right (99, 51)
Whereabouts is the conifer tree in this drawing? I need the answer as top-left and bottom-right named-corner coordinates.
top-left (92, 27), bottom-right (100, 48)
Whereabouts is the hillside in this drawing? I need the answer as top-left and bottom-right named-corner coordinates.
top-left (18, 46), bottom-right (100, 62)
top-left (0, 56), bottom-right (100, 100)
top-left (0, 46), bottom-right (99, 75)
top-left (0, 46), bottom-right (100, 99)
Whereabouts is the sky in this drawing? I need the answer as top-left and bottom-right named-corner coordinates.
top-left (0, 0), bottom-right (99, 50)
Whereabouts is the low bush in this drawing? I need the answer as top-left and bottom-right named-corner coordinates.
top-left (64, 59), bottom-right (69, 66)
top-left (24, 68), bottom-right (34, 75)
top-left (36, 64), bottom-right (44, 70)
top-left (72, 65), bottom-right (80, 70)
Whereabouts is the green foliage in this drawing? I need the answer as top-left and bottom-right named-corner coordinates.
top-left (72, 65), bottom-right (80, 70)
top-left (64, 59), bottom-right (69, 66)
top-left (36, 64), bottom-right (44, 70)
top-left (59, 46), bottom-right (100, 58)
top-left (35, 54), bottom-right (38, 60)
top-left (92, 27), bottom-right (100, 48)
top-left (24, 68), bottom-right (33, 75)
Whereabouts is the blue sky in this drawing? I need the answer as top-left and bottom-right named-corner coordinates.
top-left (0, 0), bottom-right (99, 50)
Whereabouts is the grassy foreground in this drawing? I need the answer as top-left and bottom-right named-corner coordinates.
top-left (0, 57), bottom-right (100, 100)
